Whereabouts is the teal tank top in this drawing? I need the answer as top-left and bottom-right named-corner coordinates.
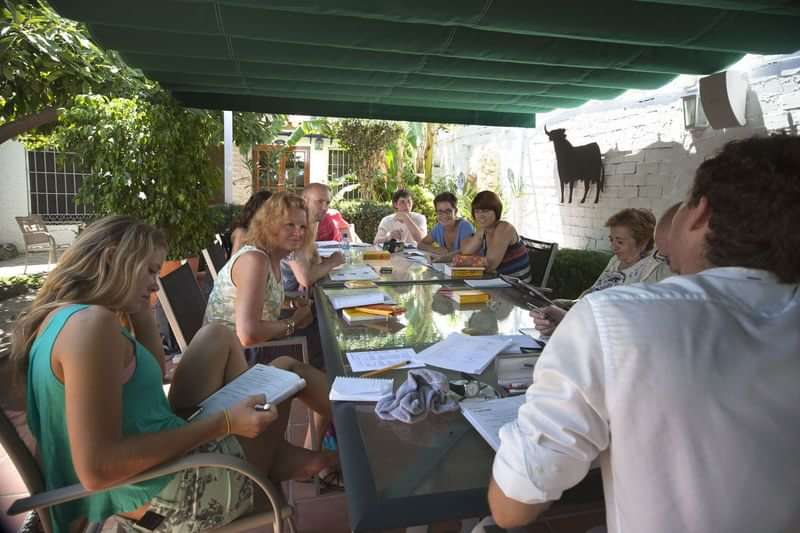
top-left (26, 305), bottom-right (186, 532)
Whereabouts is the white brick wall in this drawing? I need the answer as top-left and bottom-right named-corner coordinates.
top-left (434, 53), bottom-right (800, 251)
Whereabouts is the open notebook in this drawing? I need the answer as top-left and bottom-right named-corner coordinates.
top-left (460, 395), bottom-right (526, 451)
top-left (192, 364), bottom-right (306, 419)
top-left (329, 376), bottom-right (393, 402)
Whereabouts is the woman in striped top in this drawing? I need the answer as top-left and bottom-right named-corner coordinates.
top-left (459, 191), bottom-right (531, 282)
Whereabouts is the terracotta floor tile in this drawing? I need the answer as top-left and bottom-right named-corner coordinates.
top-left (1, 494), bottom-right (30, 533)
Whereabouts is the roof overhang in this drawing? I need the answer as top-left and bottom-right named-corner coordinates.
top-left (46, 0), bottom-right (800, 127)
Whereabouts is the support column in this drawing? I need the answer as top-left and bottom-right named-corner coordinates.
top-left (223, 110), bottom-right (233, 204)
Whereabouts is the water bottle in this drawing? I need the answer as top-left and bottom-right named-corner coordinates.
top-left (340, 227), bottom-right (351, 262)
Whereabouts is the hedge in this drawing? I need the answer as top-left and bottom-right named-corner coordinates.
top-left (335, 200), bottom-right (395, 244)
top-left (547, 248), bottom-right (613, 300)
top-left (0, 274), bottom-right (45, 302)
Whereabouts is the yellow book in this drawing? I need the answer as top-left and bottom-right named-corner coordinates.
top-left (342, 308), bottom-right (390, 324)
top-left (362, 250), bottom-right (391, 260)
top-left (444, 264), bottom-right (486, 278)
top-left (442, 290), bottom-right (490, 304)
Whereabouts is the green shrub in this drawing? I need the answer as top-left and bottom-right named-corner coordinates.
top-left (547, 248), bottom-right (612, 300)
top-left (209, 203), bottom-right (243, 235)
top-left (0, 273), bottom-right (46, 301)
top-left (335, 200), bottom-right (394, 244)
top-left (406, 185), bottom-right (436, 231)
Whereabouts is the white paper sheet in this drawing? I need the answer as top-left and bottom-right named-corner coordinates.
top-left (460, 395), bottom-right (526, 451)
top-left (464, 278), bottom-right (511, 288)
top-left (323, 288), bottom-right (393, 310)
top-left (346, 348), bottom-right (423, 372)
top-left (328, 264), bottom-right (380, 282)
top-left (414, 332), bottom-right (513, 375)
top-left (329, 376), bottom-right (393, 402)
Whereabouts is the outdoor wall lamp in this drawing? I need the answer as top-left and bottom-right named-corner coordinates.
top-left (314, 137), bottom-right (324, 150)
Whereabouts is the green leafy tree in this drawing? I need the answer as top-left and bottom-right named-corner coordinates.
top-left (0, 1), bottom-right (150, 143)
top-left (334, 119), bottom-right (403, 201)
top-left (55, 94), bottom-right (221, 259)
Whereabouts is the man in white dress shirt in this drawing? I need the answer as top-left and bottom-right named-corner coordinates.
top-left (373, 189), bottom-right (427, 246)
top-left (489, 135), bottom-right (800, 532)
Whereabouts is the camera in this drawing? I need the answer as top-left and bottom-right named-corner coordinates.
top-left (382, 239), bottom-right (403, 253)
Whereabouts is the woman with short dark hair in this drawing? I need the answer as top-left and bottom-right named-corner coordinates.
top-left (458, 191), bottom-right (531, 281)
top-left (418, 192), bottom-right (475, 260)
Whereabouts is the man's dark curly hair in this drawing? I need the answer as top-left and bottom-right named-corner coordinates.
top-left (687, 135), bottom-right (800, 283)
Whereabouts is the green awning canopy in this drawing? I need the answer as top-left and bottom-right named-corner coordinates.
top-left (46, 0), bottom-right (800, 127)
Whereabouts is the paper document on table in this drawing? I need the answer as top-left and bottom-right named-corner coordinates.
top-left (346, 348), bottom-right (423, 372)
top-left (329, 376), bottom-right (393, 402)
top-left (485, 334), bottom-right (543, 353)
top-left (461, 394), bottom-right (526, 451)
top-left (464, 278), bottom-right (511, 289)
top-left (315, 240), bottom-right (340, 248)
top-left (414, 332), bottom-right (512, 375)
top-left (329, 264), bottom-right (380, 282)
top-left (194, 364), bottom-right (306, 419)
top-left (519, 327), bottom-right (550, 345)
top-left (324, 288), bottom-right (393, 310)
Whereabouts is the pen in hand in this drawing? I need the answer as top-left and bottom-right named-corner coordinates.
top-left (254, 403), bottom-right (272, 412)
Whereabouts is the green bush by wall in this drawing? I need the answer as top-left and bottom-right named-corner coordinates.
top-left (547, 248), bottom-right (613, 300)
top-left (335, 200), bottom-right (395, 243)
top-left (406, 185), bottom-right (436, 231)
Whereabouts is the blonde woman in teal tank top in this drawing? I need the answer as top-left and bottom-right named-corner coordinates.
top-left (11, 216), bottom-right (338, 533)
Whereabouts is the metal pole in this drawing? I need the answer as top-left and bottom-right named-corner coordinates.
top-left (223, 110), bottom-right (233, 203)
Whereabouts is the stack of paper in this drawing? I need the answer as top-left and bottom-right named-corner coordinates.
top-left (461, 395), bottom-right (526, 451)
top-left (414, 332), bottom-right (513, 375)
top-left (324, 288), bottom-right (392, 310)
top-left (346, 348), bottom-right (422, 372)
top-left (329, 376), bottom-right (394, 402)
top-left (328, 264), bottom-right (380, 282)
top-left (496, 354), bottom-right (538, 388)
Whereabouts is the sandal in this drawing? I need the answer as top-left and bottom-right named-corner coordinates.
top-left (318, 467), bottom-right (345, 493)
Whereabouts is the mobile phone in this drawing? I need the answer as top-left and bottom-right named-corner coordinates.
top-left (135, 511), bottom-right (166, 531)
top-left (379, 266), bottom-right (393, 274)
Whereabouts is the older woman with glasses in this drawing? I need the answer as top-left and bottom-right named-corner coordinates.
top-left (418, 192), bottom-right (475, 260)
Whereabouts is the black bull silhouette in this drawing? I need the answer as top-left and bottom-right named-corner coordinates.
top-left (545, 127), bottom-right (605, 203)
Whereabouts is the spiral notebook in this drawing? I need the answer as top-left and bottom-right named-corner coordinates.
top-left (329, 376), bottom-right (394, 402)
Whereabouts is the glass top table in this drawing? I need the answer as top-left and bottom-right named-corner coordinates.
top-left (314, 283), bottom-right (549, 531)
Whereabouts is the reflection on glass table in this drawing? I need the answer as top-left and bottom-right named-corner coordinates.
top-left (320, 283), bottom-right (535, 357)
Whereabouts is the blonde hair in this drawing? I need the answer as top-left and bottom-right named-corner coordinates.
top-left (245, 192), bottom-right (313, 251)
top-left (10, 216), bottom-right (167, 377)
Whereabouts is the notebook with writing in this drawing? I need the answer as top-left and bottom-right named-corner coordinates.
top-left (329, 376), bottom-right (393, 402)
top-left (193, 364), bottom-right (306, 419)
top-left (460, 395), bottom-right (526, 451)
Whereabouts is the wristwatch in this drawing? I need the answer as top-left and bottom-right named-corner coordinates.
top-left (285, 319), bottom-right (296, 337)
